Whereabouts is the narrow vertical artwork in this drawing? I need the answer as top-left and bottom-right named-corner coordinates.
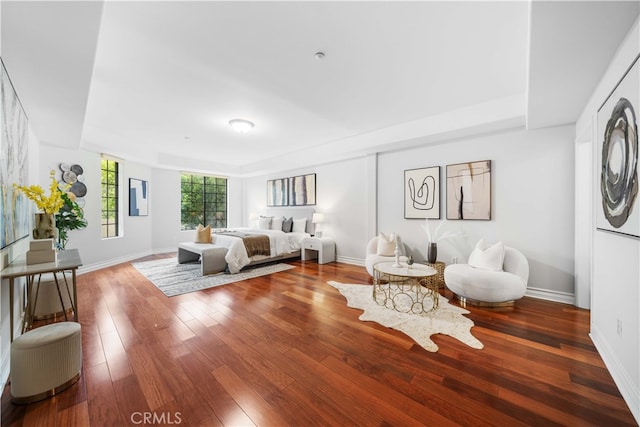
top-left (289, 173), bottom-right (316, 206)
top-left (1, 60), bottom-right (30, 249)
top-left (267, 178), bottom-right (288, 207)
top-left (129, 178), bottom-right (149, 216)
top-left (404, 166), bottom-right (440, 219)
top-left (596, 54), bottom-right (640, 237)
top-left (446, 160), bottom-right (491, 220)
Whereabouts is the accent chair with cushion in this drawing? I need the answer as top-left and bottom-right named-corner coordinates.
top-left (444, 239), bottom-right (529, 307)
top-left (365, 232), bottom-right (409, 276)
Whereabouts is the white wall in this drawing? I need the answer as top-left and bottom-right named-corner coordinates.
top-left (38, 145), bottom-right (154, 269)
top-left (377, 126), bottom-right (576, 300)
top-left (241, 126), bottom-right (577, 298)
top-left (149, 168), bottom-right (183, 252)
top-left (244, 157), bottom-right (370, 264)
top-left (575, 17), bottom-right (639, 424)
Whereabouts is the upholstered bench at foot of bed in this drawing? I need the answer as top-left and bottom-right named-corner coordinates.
top-left (178, 243), bottom-right (228, 275)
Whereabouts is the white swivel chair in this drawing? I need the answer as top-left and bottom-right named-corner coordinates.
top-left (365, 233), bottom-right (409, 276)
top-left (444, 244), bottom-right (529, 307)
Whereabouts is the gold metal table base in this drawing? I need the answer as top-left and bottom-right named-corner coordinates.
top-left (373, 269), bottom-right (439, 314)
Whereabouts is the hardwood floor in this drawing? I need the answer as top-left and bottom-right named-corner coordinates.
top-left (2, 255), bottom-right (636, 426)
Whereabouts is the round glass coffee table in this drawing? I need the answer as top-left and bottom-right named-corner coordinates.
top-left (373, 262), bottom-right (439, 314)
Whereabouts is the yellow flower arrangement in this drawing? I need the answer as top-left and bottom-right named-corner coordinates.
top-left (13, 171), bottom-right (71, 214)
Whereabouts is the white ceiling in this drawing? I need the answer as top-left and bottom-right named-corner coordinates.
top-left (2, 1), bottom-right (638, 177)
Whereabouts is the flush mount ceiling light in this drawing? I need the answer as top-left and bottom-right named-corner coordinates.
top-left (229, 119), bottom-right (254, 134)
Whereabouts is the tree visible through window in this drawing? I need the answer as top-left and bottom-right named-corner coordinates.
top-left (181, 173), bottom-right (227, 230)
top-left (101, 158), bottom-right (119, 238)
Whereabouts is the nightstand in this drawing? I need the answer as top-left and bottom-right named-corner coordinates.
top-left (302, 236), bottom-right (336, 264)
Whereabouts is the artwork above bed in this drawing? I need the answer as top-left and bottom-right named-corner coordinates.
top-left (267, 173), bottom-right (316, 206)
top-left (289, 173), bottom-right (316, 206)
top-left (267, 178), bottom-right (288, 207)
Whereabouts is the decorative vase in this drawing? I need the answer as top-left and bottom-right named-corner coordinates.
top-left (427, 242), bottom-right (438, 264)
top-left (33, 213), bottom-right (56, 240)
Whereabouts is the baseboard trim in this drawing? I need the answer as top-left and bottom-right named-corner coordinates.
top-left (590, 324), bottom-right (639, 424)
top-left (78, 250), bottom-right (153, 274)
top-left (525, 286), bottom-right (575, 305)
top-left (337, 256), bottom-right (364, 266)
top-left (153, 247), bottom-right (179, 256)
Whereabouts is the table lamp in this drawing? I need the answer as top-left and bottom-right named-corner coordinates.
top-left (312, 213), bottom-right (325, 237)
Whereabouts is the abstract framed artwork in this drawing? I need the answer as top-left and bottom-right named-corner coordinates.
top-left (1, 59), bottom-right (30, 249)
top-left (446, 160), bottom-right (491, 220)
top-left (267, 178), bottom-right (289, 207)
top-left (289, 173), bottom-right (316, 206)
top-left (404, 166), bottom-right (440, 219)
top-left (596, 54), bottom-right (640, 237)
top-left (129, 178), bottom-right (149, 216)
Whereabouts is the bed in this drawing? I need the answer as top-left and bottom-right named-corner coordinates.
top-left (212, 229), bottom-right (309, 273)
top-left (210, 208), bottom-right (315, 273)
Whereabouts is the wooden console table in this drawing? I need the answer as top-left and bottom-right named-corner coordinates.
top-left (1, 249), bottom-right (82, 342)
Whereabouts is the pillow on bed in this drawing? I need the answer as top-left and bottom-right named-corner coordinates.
top-left (376, 232), bottom-right (396, 256)
top-left (292, 218), bottom-right (307, 233)
top-left (282, 217), bottom-right (293, 233)
top-left (195, 224), bottom-right (212, 243)
top-left (271, 216), bottom-right (284, 230)
top-left (258, 217), bottom-right (272, 230)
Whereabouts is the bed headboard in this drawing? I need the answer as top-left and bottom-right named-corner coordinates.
top-left (262, 208), bottom-right (316, 234)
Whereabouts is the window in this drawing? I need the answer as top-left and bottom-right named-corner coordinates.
top-left (101, 157), bottom-right (119, 238)
top-left (181, 173), bottom-right (227, 230)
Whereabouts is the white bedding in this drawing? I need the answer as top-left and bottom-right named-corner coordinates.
top-left (212, 228), bottom-right (310, 273)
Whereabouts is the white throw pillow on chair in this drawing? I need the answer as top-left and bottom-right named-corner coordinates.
top-left (468, 238), bottom-right (505, 271)
top-left (376, 232), bottom-right (396, 256)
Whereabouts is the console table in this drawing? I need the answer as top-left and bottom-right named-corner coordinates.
top-left (1, 249), bottom-right (82, 342)
top-left (373, 261), bottom-right (438, 314)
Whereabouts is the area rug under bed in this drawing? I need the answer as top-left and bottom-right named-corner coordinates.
top-left (133, 257), bottom-right (295, 296)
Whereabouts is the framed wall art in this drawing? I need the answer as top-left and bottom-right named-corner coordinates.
top-left (129, 178), bottom-right (149, 216)
top-left (1, 59), bottom-right (30, 249)
top-left (267, 178), bottom-right (288, 207)
top-left (446, 160), bottom-right (491, 220)
top-left (404, 166), bottom-right (440, 219)
top-left (289, 173), bottom-right (316, 206)
top-left (596, 54), bottom-right (640, 237)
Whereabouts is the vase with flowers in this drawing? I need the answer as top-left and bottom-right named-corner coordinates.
top-left (55, 191), bottom-right (88, 249)
top-left (13, 171), bottom-right (87, 248)
top-left (421, 219), bottom-right (464, 263)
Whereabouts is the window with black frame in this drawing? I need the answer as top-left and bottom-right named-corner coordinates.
top-left (101, 157), bottom-right (120, 238)
top-left (180, 173), bottom-right (227, 230)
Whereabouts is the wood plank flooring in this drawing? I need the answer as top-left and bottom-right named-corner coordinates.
top-left (2, 255), bottom-right (636, 426)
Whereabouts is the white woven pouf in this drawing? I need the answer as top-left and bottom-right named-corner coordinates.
top-left (11, 322), bottom-right (82, 404)
top-left (30, 275), bottom-right (74, 320)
